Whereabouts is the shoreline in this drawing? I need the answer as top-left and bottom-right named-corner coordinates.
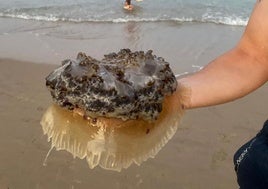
top-left (0, 17), bottom-right (244, 74)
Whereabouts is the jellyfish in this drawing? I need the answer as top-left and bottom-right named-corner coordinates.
top-left (42, 49), bottom-right (186, 171)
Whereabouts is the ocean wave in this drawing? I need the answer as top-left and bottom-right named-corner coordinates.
top-left (0, 12), bottom-right (248, 26)
top-left (0, 12), bottom-right (59, 22)
top-left (202, 12), bottom-right (248, 26)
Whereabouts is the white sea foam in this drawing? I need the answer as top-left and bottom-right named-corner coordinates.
top-left (0, 12), bottom-right (249, 26)
top-left (202, 12), bottom-right (248, 26)
top-left (0, 12), bottom-right (59, 22)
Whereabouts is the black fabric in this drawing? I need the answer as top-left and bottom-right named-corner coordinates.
top-left (234, 120), bottom-right (268, 189)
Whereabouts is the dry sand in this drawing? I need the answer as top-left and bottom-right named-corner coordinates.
top-left (0, 19), bottom-right (267, 189)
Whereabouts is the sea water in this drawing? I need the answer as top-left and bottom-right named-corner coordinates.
top-left (0, 0), bottom-right (255, 67)
top-left (0, 0), bottom-right (255, 26)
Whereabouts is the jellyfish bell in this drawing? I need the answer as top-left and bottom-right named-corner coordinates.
top-left (45, 49), bottom-right (177, 122)
top-left (40, 91), bottom-right (184, 172)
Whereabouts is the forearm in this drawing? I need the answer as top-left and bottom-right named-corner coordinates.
top-left (178, 47), bottom-right (268, 109)
top-left (176, 0), bottom-right (268, 109)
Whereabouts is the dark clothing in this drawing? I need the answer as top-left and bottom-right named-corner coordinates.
top-left (234, 120), bottom-right (268, 189)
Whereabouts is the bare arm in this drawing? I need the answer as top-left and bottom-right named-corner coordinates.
top-left (178, 0), bottom-right (268, 109)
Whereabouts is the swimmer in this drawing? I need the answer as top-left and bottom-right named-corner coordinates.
top-left (123, 0), bottom-right (143, 10)
top-left (124, 0), bottom-right (133, 10)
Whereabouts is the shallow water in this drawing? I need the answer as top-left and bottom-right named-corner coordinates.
top-left (0, 17), bottom-right (244, 73)
top-left (0, 0), bottom-right (255, 25)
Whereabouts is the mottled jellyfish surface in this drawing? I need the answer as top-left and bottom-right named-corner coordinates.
top-left (40, 91), bottom-right (184, 171)
top-left (45, 49), bottom-right (177, 121)
top-left (42, 49), bottom-right (185, 171)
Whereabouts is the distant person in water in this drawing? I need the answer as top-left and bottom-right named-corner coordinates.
top-left (124, 0), bottom-right (133, 10)
top-left (124, 0), bottom-right (143, 10)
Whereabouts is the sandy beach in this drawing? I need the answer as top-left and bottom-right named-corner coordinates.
top-left (0, 17), bottom-right (267, 189)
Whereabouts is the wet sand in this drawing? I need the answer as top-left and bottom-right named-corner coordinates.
top-left (0, 19), bottom-right (267, 188)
